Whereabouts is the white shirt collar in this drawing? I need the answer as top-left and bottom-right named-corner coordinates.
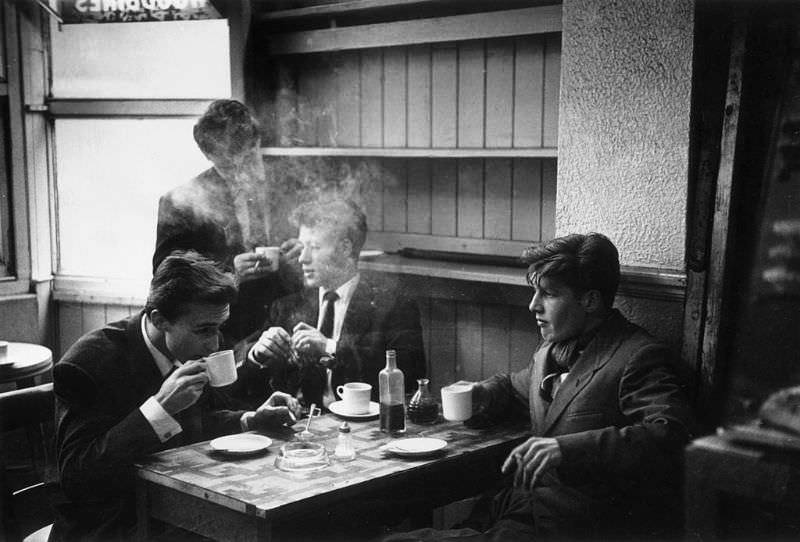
top-left (317, 273), bottom-right (360, 342)
top-left (141, 313), bottom-right (177, 377)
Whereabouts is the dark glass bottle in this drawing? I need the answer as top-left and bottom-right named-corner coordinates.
top-left (379, 350), bottom-right (406, 434)
top-left (407, 378), bottom-right (439, 424)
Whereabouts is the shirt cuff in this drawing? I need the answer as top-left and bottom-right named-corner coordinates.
top-left (140, 396), bottom-right (182, 443)
top-left (325, 339), bottom-right (337, 356)
top-left (240, 411), bottom-right (255, 432)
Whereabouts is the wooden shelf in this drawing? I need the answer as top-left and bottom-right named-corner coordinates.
top-left (262, 147), bottom-right (558, 158)
top-left (267, 5), bottom-right (562, 54)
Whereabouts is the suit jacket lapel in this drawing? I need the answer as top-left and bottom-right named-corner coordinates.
top-left (530, 345), bottom-right (551, 435)
top-left (340, 280), bottom-right (377, 339)
top-left (541, 314), bottom-right (627, 435)
top-left (126, 312), bottom-right (163, 399)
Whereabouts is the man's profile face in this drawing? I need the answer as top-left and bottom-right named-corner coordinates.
top-left (297, 225), bottom-right (351, 290)
top-left (528, 276), bottom-right (589, 343)
top-left (161, 302), bottom-right (230, 362)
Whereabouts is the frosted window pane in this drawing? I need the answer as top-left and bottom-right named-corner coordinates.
top-left (55, 118), bottom-right (213, 279)
top-left (51, 20), bottom-right (230, 99)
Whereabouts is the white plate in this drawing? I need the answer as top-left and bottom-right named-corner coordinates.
top-left (328, 400), bottom-right (380, 420)
top-left (386, 437), bottom-right (447, 458)
top-left (210, 434), bottom-right (272, 456)
top-left (359, 250), bottom-right (384, 260)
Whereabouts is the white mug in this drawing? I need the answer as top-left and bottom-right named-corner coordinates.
top-left (205, 350), bottom-right (237, 387)
top-left (441, 383), bottom-right (473, 422)
top-left (336, 382), bottom-right (372, 414)
top-left (254, 246), bottom-right (281, 272)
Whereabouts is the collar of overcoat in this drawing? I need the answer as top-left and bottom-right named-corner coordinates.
top-left (532, 310), bottom-right (629, 435)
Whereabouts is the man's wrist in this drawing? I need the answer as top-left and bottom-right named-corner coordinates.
top-left (240, 411), bottom-right (255, 432)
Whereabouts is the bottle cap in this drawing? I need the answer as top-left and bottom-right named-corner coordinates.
top-left (339, 422), bottom-right (351, 433)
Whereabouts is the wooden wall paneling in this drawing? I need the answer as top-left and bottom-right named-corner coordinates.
top-left (512, 158), bottom-right (541, 242)
top-left (428, 299), bottom-right (457, 393)
top-left (407, 159), bottom-right (432, 234)
top-left (315, 56), bottom-right (338, 146)
top-left (105, 304), bottom-right (132, 323)
top-left (484, 158), bottom-right (512, 240)
top-left (334, 50), bottom-right (361, 146)
top-left (382, 47), bottom-right (407, 147)
top-left (81, 303), bottom-right (106, 335)
top-left (407, 44), bottom-right (432, 148)
top-left (431, 45), bottom-right (457, 148)
top-left (485, 38), bottom-right (514, 148)
top-left (541, 159), bottom-right (557, 241)
top-left (296, 56), bottom-right (321, 146)
top-left (364, 158), bottom-right (385, 233)
top-left (360, 48), bottom-right (383, 147)
top-left (456, 301), bottom-right (483, 382)
top-left (431, 159), bottom-right (457, 236)
top-left (482, 305), bottom-right (511, 376)
top-left (542, 33), bottom-right (561, 148)
top-left (513, 35), bottom-right (544, 148)
top-left (415, 295), bottom-right (432, 375)
top-left (457, 158), bottom-right (484, 238)
top-left (457, 40), bottom-right (485, 148)
top-left (382, 158), bottom-right (408, 232)
top-left (58, 302), bottom-right (83, 357)
top-left (510, 305), bottom-right (536, 373)
top-left (274, 58), bottom-right (298, 146)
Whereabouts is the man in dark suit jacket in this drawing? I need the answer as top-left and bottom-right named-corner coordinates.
top-left (385, 233), bottom-right (692, 541)
top-left (238, 199), bottom-right (426, 410)
top-left (154, 100), bottom-right (301, 344)
top-left (51, 252), bottom-right (300, 542)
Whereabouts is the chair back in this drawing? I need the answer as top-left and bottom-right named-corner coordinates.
top-left (0, 383), bottom-right (57, 542)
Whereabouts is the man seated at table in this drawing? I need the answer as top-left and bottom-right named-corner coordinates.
top-left (238, 198), bottom-right (426, 410)
top-left (51, 251), bottom-right (301, 542)
top-left (386, 233), bottom-right (693, 541)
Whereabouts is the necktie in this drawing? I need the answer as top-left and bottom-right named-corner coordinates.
top-left (319, 291), bottom-right (339, 339)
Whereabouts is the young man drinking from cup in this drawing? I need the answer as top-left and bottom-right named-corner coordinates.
top-left (51, 251), bottom-right (301, 542)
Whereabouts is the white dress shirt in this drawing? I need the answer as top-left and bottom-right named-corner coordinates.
top-left (318, 273), bottom-right (360, 356)
top-left (139, 314), bottom-right (183, 443)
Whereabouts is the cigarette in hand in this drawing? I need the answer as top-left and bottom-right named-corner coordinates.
top-left (253, 260), bottom-right (260, 272)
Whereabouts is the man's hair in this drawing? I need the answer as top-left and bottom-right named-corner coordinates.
top-left (193, 99), bottom-right (260, 157)
top-left (145, 250), bottom-right (238, 321)
top-left (522, 233), bottom-right (620, 308)
top-left (290, 199), bottom-right (368, 258)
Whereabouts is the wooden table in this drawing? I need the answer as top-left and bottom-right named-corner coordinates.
top-left (136, 414), bottom-right (529, 541)
top-left (684, 433), bottom-right (800, 540)
top-left (0, 342), bottom-right (53, 388)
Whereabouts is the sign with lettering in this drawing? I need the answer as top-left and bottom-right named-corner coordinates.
top-left (60, 0), bottom-right (221, 23)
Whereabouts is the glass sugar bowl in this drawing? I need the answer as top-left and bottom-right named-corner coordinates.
top-left (407, 378), bottom-right (440, 425)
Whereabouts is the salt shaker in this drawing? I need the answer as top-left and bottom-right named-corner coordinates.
top-left (334, 422), bottom-right (356, 461)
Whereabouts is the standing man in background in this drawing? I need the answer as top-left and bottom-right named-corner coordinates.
top-left (154, 99), bottom-right (301, 345)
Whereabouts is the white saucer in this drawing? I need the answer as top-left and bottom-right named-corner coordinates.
top-left (210, 434), bottom-right (272, 456)
top-left (386, 437), bottom-right (447, 458)
top-left (329, 400), bottom-right (380, 420)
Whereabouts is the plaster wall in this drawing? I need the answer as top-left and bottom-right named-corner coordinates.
top-left (558, 0), bottom-right (694, 270)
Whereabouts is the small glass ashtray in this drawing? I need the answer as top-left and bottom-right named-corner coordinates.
top-left (275, 441), bottom-right (329, 472)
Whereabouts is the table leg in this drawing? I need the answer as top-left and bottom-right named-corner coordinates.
top-left (135, 478), bottom-right (150, 542)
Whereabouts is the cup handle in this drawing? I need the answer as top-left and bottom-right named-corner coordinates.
top-left (336, 385), bottom-right (344, 399)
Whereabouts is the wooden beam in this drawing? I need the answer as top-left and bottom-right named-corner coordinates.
top-left (47, 99), bottom-right (214, 117)
top-left (699, 15), bottom-right (747, 407)
top-left (261, 147), bottom-right (558, 158)
top-left (259, 0), bottom-right (442, 20)
top-left (268, 5), bottom-right (562, 55)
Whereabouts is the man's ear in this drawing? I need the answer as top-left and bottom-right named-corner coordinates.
top-left (582, 290), bottom-right (603, 313)
top-left (340, 238), bottom-right (353, 259)
top-left (149, 310), bottom-right (170, 331)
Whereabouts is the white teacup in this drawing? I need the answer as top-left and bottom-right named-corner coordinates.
top-left (206, 350), bottom-right (237, 387)
top-left (441, 383), bottom-right (473, 422)
top-left (255, 246), bottom-right (280, 272)
top-left (336, 382), bottom-right (372, 414)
